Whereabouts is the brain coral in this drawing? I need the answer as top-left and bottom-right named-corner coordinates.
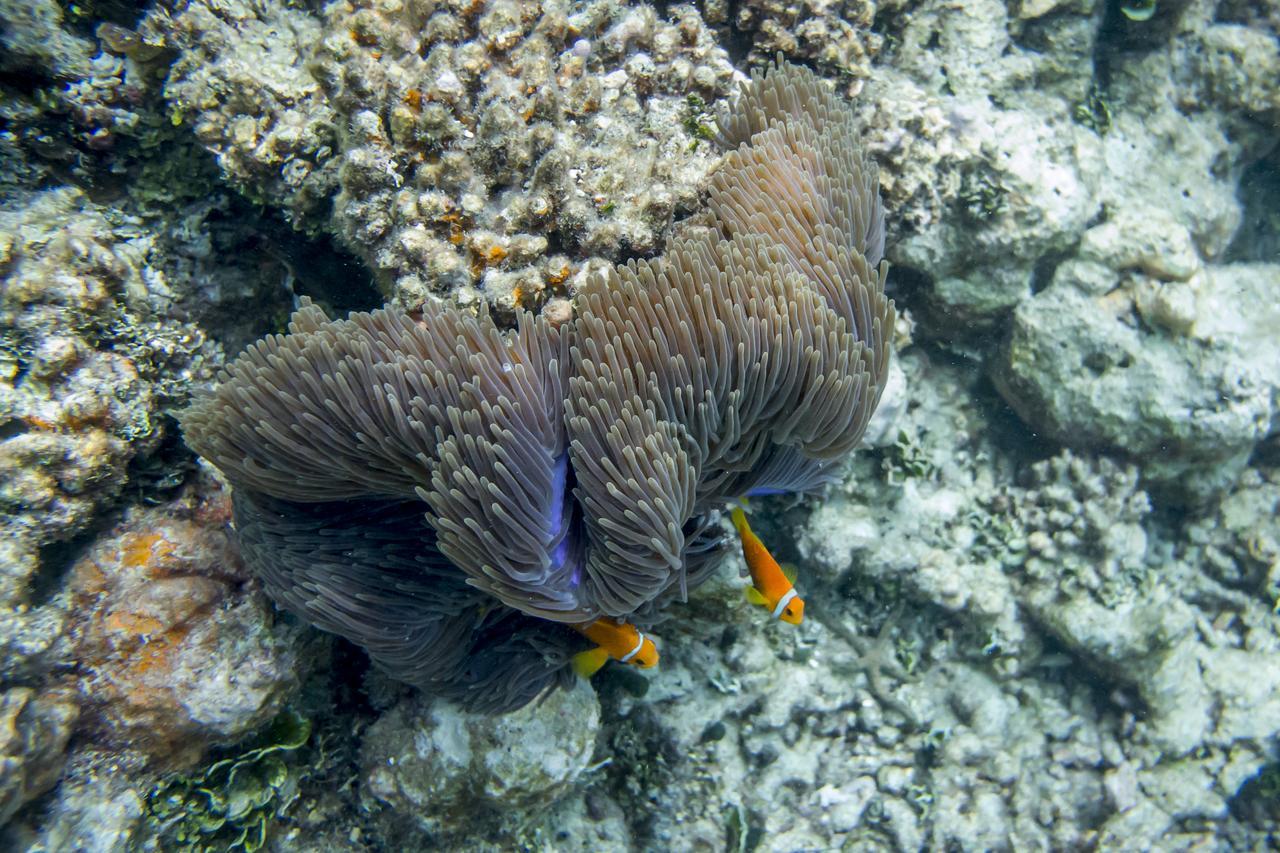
top-left (183, 60), bottom-right (894, 712)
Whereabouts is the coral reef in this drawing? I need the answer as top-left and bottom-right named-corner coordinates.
top-left (0, 470), bottom-right (307, 849)
top-left (704, 0), bottom-right (882, 91)
top-left (0, 188), bottom-right (221, 680)
top-left (782, 342), bottom-right (1280, 848)
top-left (157, 0), bottom-right (339, 227)
top-left (850, 0), bottom-right (1279, 503)
top-left (160, 0), bottom-right (739, 312)
top-left (0, 473), bottom-right (309, 849)
top-left (1, 0), bottom-right (1278, 849)
top-left (0, 0), bottom-right (201, 200)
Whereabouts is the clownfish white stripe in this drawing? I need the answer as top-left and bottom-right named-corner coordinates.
top-left (771, 587), bottom-right (799, 620)
top-left (619, 632), bottom-right (646, 663)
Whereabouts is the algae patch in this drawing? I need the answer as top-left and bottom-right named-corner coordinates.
top-left (140, 710), bottom-right (312, 852)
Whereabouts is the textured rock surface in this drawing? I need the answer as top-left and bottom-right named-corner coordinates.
top-left (162, 0), bottom-right (736, 313)
top-left (852, 0), bottom-right (1279, 502)
top-left (782, 345), bottom-right (1280, 848)
top-left (11, 766), bottom-right (144, 853)
top-left (158, 0), bottom-right (339, 227)
top-left (69, 491), bottom-right (303, 768)
top-left (707, 0), bottom-right (881, 89)
top-left (994, 261), bottom-right (1279, 502)
top-left (0, 688), bottom-right (78, 826)
top-left (0, 188), bottom-right (221, 681)
top-left (361, 679), bottom-right (600, 842)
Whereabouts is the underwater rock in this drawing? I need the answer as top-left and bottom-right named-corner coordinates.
top-left (23, 774), bottom-right (144, 853)
top-left (69, 498), bottom-right (302, 769)
top-left (361, 679), bottom-right (599, 841)
top-left (851, 0), bottom-right (1274, 377)
top-left (0, 687), bottom-right (78, 825)
top-left (853, 0), bottom-right (1102, 329)
top-left (994, 261), bottom-right (1280, 503)
top-left (785, 339), bottom-right (1280, 846)
top-left (0, 0), bottom-right (196, 197)
top-left (0, 188), bottom-right (219, 680)
top-left (1182, 20), bottom-right (1280, 124)
top-left (0, 0), bottom-right (94, 81)
top-left (1190, 464), bottom-right (1280, 601)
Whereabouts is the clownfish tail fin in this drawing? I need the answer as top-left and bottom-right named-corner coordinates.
top-left (571, 647), bottom-right (611, 678)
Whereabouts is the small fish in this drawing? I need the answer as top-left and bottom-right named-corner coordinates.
top-left (730, 505), bottom-right (804, 625)
top-left (571, 616), bottom-right (659, 677)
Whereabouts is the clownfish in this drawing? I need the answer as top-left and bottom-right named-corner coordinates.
top-left (571, 616), bottom-right (659, 677)
top-left (731, 505), bottom-right (804, 625)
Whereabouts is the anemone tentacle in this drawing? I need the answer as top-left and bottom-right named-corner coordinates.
top-left (182, 59), bottom-right (894, 711)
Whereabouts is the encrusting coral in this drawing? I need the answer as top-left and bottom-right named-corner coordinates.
top-left (183, 59), bottom-right (893, 712)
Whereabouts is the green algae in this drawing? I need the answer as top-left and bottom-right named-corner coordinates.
top-left (141, 710), bottom-right (312, 853)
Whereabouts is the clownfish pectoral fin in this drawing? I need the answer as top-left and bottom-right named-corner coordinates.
top-left (744, 585), bottom-right (768, 607)
top-left (571, 646), bottom-right (611, 678)
top-left (780, 562), bottom-right (798, 584)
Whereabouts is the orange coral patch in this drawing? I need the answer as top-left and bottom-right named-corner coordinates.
top-left (119, 532), bottom-right (176, 571)
top-left (20, 414), bottom-right (59, 431)
top-left (105, 610), bottom-right (165, 637)
top-left (547, 265), bottom-right (571, 286)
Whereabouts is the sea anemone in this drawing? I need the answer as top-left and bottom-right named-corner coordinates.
top-left (182, 60), bottom-right (894, 711)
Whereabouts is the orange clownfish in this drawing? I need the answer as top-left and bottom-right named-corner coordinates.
top-left (731, 505), bottom-right (804, 625)
top-left (571, 616), bottom-right (659, 677)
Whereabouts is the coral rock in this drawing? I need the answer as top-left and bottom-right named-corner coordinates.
top-left (361, 679), bottom-right (600, 841)
top-left (0, 686), bottom-right (79, 825)
top-left (69, 503), bottom-right (301, 769)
